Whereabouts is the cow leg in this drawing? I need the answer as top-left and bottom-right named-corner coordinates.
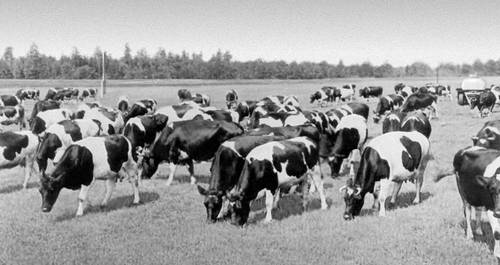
top-left (264, 189), bottom-right (274, 223)
top-left (389, 181), bottom-right (402, 206)
top-left (101, 178), bottom-right (116, 207)
top-left (413, 155), bottom-right (429, 204)
top-left (486, 210), bottom-right (500, 258)
top-left (165, 163), bottom-right (177, 186)
top-left (76, 185), bottom-right (91, 216)
top-left (349, 149), bottom-right (361, 178)
top-left (310, 166), bottom-right (327, 210)
top-left (372, 182), bottom-right (380, 211)
top-left (463, 203), bottom-right (474, 239)
top-left (378, 179), bottom-right (391, 217)
top-left (273, 188), bottom-right (280, 209)
top-left (187, 160), bottom-right (196, 185)
top-left (129, 176), bottom-right (140, 204)
top-left (22, 157), bottom-right (33, 189)
top-left (474, 206), bottom-right (484, 236)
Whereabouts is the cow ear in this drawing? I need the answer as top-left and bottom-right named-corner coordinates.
top-left (197, 185), bottom-right (208, 196)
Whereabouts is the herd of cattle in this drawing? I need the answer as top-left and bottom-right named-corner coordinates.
top-left (3, 82), bottom-right (500, 259)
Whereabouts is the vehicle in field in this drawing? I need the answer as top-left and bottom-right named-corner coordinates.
top-left (456, 76), bottom-right (487, 105)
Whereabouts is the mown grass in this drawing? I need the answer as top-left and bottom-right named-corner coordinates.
top-left (0, 78), bottom-right (500, 264)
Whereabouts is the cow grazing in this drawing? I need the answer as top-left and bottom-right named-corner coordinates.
top-left (193, 93), bottom-right (211, 107)
top-left (83, 107), bottom-right (124, 135)
top-left (326, 102), bottom-right (370, 129)
top-left (16, 88), bottom-right (40, 100)
top-left (320, 114), bottom-right (367, 178)
top-left (341, 131), bottom-right (430, 220)
top-left (246, 125), bottom-right (320, 143)
top-left (197, 135), bottom-right (286, 223)
top-left (470, 90), bottom-right (496, 118)
top-left (434, 146), bottom-right (500, 259)
top-left (228, 137), bottom-right (326, 225)
top-left (30, 100), bottom-right (60, 122)
top-left (232, 100), bottom-right (258, 122)
top-left (359, 86), bottom-right (383, 101)
top-left (117, 96), bottom-right (129, 113)
top-left (30, 108), bottom-right (72, 135)
top-left (401, 92), bottom-right (439, 119)
top-left (373, 94), bottom-right (405, 123)
top-left (141, 120), bottom-right (244, 185)
top-left (0, 131), bottom-right (39, 189)
top-left (78, 88), bottom-right (98, 101)
top-left (248, 111), bottom-right (308, 129)
top-left (472, 120), bottom-right (500, 150)
top-left (123, 99), bottom-right (158, 122)
top-left (225, 89), bottom-right (239, 109)
top-left (36, 119), bottom-right (101, 173)
top-left (39, 135), bottom-right (140, 216)
top-left (123, 114), bottom-right (169, 162)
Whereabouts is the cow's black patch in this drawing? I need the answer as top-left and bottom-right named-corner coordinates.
top-left (104, 135), bottom-right (130, 172)
top-left (53, 145), bottom-right (94, 189)
top-left (30, 117), bottom-right (46, 134)
top-left (59, 120), bottom-right (83, 142)
top-left (0, 132), bottom-right (28, 160)
top-left (399, 136), bottom-right (422, 171)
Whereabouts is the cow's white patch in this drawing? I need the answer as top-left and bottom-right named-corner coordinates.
top-left (73, 119), bottom-right (100, 137)
top-left (246, 142), bottom-right (285, 162)
top-left (126, 117), bottom-right (146, 133)
top-left (341, 105), bottom-right (354, 115)
top-left (228, 110), bottom-right (239, 123)
top-left (401, 116), bottom-right (422, 127)
top-left (337, 114), bottom-right (367, 146)
top-left (485, 126), bottom-right (500, 135)
top-left (221, 141), bottom-right (241, 157)
top-left (384, 96), bottom-right (394, 105)
top-left (484, 157), bottom-right (500, 179)
top-left (288, 137), bottom-right (315, 154)
top-left (37, 109), bottom-right (72, 131)
top-left (284, 113), bottom-right (308, 126)
top-left (259, 117), bottom-right (283, 127)
top-left (73, 137), bottom-right (112, 179)
top-left (135, 101), bottom-right (146, 109)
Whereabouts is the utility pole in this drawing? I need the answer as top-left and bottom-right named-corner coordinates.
top-left (436, 67), bottom-right (439, 84)
top-left (100, 51), bottom-right (106, 98)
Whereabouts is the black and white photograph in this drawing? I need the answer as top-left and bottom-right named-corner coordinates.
top-left (1, 0), bottom-right (500, 264)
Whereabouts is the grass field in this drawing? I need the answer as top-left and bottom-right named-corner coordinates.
top-left (1, 77), bottom-right (500, 264)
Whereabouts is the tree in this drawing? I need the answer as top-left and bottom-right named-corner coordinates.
top-left (24, 43), bottom-right (43, 79)
top-left (2, 47), bottom-right (14, 78)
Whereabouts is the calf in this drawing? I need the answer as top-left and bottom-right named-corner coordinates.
top-left (197, 135), bottom-right (286, 223)
top-left (30, 108), bottom-right (72, 135)
top-left (434, 147), bottom-right (500, 259)
top-left (373, 94), bottom-right (404, 123)
top-left (401, 92), bottom-right (439, 119)
top-left (123, 99), bottom-right (158, 122)
top-left (39, 135), bottom-right (140, 216)
top-left (141, 120), bottom-right (244, 185)
top-left (341, 131), bottom-right (430, 219)
top-left (0, 105), bottom-right (26, 130)
top-left (0, 131), bottom-right (39, 189)
top-left (36, 119), bottom-right (101, 173)
top-left (470, 90), bottom-right (496, 118)
top-left (472, 120), bottom-right (500, 149)
top-left (228, 137), bottom-right (326, 225)
top-left (359, 86), bottom-right (383, 101)
top-left (30, 100), bottom-right (61, 122)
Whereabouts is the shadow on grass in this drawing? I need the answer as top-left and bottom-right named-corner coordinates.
top-left (55, 191), bottom-right (160, 222)
top-left (357, 191), bottom-right (432, 218)
top-left (153, 172), bottom-right (211, 185)
top-left (0, 181), bottom-right (40, 194)
top-left (247, 193), bottom-right (334, 224)
top-left (458, 219), bottom-right (495, 252)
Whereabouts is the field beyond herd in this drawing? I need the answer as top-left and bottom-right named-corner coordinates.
top-left (1, 77), bottom-right (500, 265)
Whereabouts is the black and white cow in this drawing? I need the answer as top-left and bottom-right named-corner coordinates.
top-left (178, 89), bottom-right (192, 102)
top-left (303, 110), bottom-right (333, 134)
top-left (340, 84), bottom-right (356, 101)
top-left (203, 109), bottom-right (239, 123)
top-left (310, 89), bottom-right (330, 106)
top-left (30, 108), bottom-right (72, 135)
top-left (0, 105), bottom-right (26, 130)
top-left (82, 107), bottom-right (125, 135)
top-left (117, 96), bottom-right (129, 113)
top-left (232, 100), bottom-right (259, 122)
top-left (29, 100), bottom-right (61, 122)
top-left (283, 95), bottom-right (300, 108)
top-left (0, 95), bottom-right (22, 106)
top-left (53, 88), bottom-right (79, 101)
top-left (141, 120), bottom-right (244, 185)
top-left (155, 104), bottom-right (198, 126)
top-left (246, 124), bottom-right (320, 143)
top-left (434, 146), bottom-right (500, 259)
top-left (401, 92), bottom-right (439, 119)
top-left (123, 99), bottom-right (158, 122)
top-left (123, 114), bottom-right (169, 162)
top-left (382, 110), bottom-right (405, 135)
top-left (373, 94), bottom-right (405, 123)
top-left (36, 119), bottom-right (101, 173)
top-left (0, 131), bottom-right (39, 189)
top-left (325, 102), bottom-right (370, 129)
top-left (341, 131), bottom-right (430, 220)
top-left (193, 93), bottom-right (211, 107)
top-left (39, 135), bottom-right (140, 216)
top-left (394, 83), bottom-right (405, 94)
top-left (197, 135), bottom-right (287, 223)
top-left (400, 110), bottom-right (432, 138)
top-left (470, 90), bottom-right (496, 118)
top-left (78, 88), bottom-right (98, 101)
top-left (359, 86), bottom-right (383, 101)
top-left (248, 111), bottom-right (309, 129)
top-left (320, 114), bottom-right (367, 178)
top-left (258, 96), bottom-right (285, 106)
top-left (45, 87), bottom-right (65, 100)
top-left (227, 137), bottom-right (326, 225)
top-left (225, 89), bottom-right (239, 109)
top-left (16, 88), bottom-right (40, 100)
top-left (472, 120), bottom-right (500, 150)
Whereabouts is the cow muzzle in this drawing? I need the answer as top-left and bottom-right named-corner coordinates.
top-left (41, 206), bottom-right (52, 212)
top-left (343, 213), bottom-right (353, 220)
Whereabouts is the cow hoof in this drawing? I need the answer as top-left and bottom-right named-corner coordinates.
top-left (321, 204), bottom-right (328, 210)
top-left (263, 219), bottom-right (273, 224)
top-left (412, 199), bottom-right (420, 204)
top-left (190, 177), bottom-right (197, 185)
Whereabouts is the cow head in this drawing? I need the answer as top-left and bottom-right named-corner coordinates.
top-left (227, 192), bottom-right (250, 226)
top-left (340, 178), bottom-right (363, 220)
top-left (469, 95), bottom-right (479, 109)
top-left (30, 117), bottom-right (46, 134)
top-left (36, 133), bottom-right (62, 172)
top-left (310, 92), bottom-right (321, 103)
top-left (473, 127), bottom-right (499, 148)
top-left (39, 173), bottom-right (63, 212)
top-left (197, 185), bottom-right (225, 223)
top-left (153, 114), bottom-right (169, 131)
top-left (327, 128), bottom-right (360, 177)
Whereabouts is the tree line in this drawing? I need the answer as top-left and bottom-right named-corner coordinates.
top-left (0, 43), bottom-right (499, 80)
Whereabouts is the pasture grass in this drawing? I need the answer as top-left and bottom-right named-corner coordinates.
top-left (0, 78), bottom-right (499, 264)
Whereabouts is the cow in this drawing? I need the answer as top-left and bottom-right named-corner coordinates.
top-left (382, 110), bottom-right (405, 135)
top-left (470, 90), bottom-right (496, 118)
top-left (178, 89), bottom-right (192, 102)
top-left (203, 109), bottom-right (239, 123)
top-left (227, 137), bottom-right (326, 225)
top-left (258, 96), bottom-right (285, 106)
top-left (39, 135), bottom-right (140, 216)
top-left (82, 107), bottom-right (125, 135)
top-left (283, 95), bottom-right (300, 108)
top-left (78, 88), bottom-right (98, 101)
top-left (16, 88), bottom-right (40, 100)
top-left (123, 113), bottom-right (169, 162)
top-left (193, 93), bottom-right (211, 107)
top-left (197, 135), bottom-right (287, 223)
top-left (325, 102), bottom-right (369, 129)
top-left (232, 100), bottom-right (259, 122)
top-left (225, 89), bottom-right (239, 109)
top-left (401, 92), bottom-right (439, 119)
top-left (45, 87), bottom-right (65, 100)
top-left (310, 89), bottom-right (330, 106)
top-left (394, 83), bottom-right (405, 94)
top-left (373, 94), bottom-right (405, 123)
top-left (30, 109), bottom-right (72, 135)
top-left (0, 105), bottom-right (26, 130)
top-left (53, 88), bottom-right (79, 101)
top-left (341, 131), bottom-right (430, 220)
top-left (36, 119), bottom-right (101, 174)
top-left (117, 96), bottom-right (129, 113)
top-left (0, 131), bottom-right (39, 189)
top-left (303, 110), bottom-right (333, 134)
top-left (340, 84), bottom-right (356, 101)
top-left (359, 86), bottom-right (383, 101)
top-left (434, 146), bottom-right (500, 259)
top-left (472, 120), bottom-right (500, 150)
top-left (0, 95), bottom-right (22, 106)
top-left (141, 120), bottom-right (244, 185)
top-left (246, 124), bottom-right (320, 143)
top-left (320, 114), bottom-right (367, 178)
top-left (29, 100), bottom-right (61, 122)
top-left (123, 99), bottom-right (158, 122)
top-left (400, 110), bottom-right (432, 138)
top-left (155, 104), bottom-right (198, 126)
top-left (248, 111), bottom-right (309, 129)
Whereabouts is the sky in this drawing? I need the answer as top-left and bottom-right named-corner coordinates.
top-left (0, 0), bottom-right (499, 67)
